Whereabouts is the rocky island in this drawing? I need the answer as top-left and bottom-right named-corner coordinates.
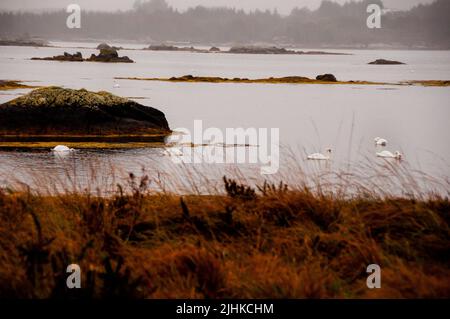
top-left (115, 74), bottom-right (385, 85)
top-left (145, 44), bottom-right (349, 55)
top-left (87, 48), bottom-right (134, 63)
top-left (228, 46), bottom-right (348, 55)
top-left (116, 74), bottom-right (450, 87)
top-left (0, 87), bottom-right (170, 149)
top-left (0, 38), bottom-right (49, 47)
top-left (369, 59), bottom-right (406, 65)
top-left (32, 52), bottom-right (84, 62)
top-left (146, 44), bottom-right (209, 53)
top-left (97, 42), bottom-right (123, 51)
top-left (31, 48), bottom-right (134, 63)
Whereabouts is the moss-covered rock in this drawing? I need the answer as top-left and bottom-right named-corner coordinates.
top-left (316, 74), bottom-right (337, 82)
top-left (0, 87), bottom-right (170, 136)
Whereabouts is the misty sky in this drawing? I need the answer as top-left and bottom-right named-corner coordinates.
top-left (0, 0), bottom-right (436, 14)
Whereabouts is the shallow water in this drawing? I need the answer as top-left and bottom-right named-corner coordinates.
top-left (0, 42), bottom-right (449, 192)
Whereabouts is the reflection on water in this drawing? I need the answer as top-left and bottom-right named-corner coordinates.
top-left (0, 147), bottom-right (448, 197)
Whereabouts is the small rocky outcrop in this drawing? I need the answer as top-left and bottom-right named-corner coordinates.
top-left (31, 49), bottom-right (133, 63)
top-left (87, 48), bottom-right (134, 63)
top-left (227, 46), bottom-right (348, 55)
top-left (229, 46), bottom-right (290, 54)
top-left (0, 38), bottom-right (48, 47)
top-left (32, 52), bottom-right (83, 62)
top-left (316, 74), bottom-right (337, 82)
top-left (209, 46), bottom-right (221, 52)
top-left (97, 43), bottom-right (122, 50)
top-left (146, 44), bottom-right (207, 53)
top-left (0, 87), bottom-right (170, 136)
top-left (147, 44), bottom-right (180, 51)
top-left (369, 59), bottom-right (405, 65)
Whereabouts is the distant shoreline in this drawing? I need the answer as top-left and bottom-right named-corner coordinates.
top-left (3, 39), bottom-right (450, 52)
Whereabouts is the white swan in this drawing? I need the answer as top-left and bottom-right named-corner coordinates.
top-left (163, 148), bottom-right (183, 157)
top-left (307, 148), bottom-right (332, 160)
top-left (374, 137), bottom-right (388, 146)
top-left (376, 150), bottom-right (402, 160)
top-left (113, 82), bottom-right (120, 89)
top-left (52, 145), bottom-right (74, 152)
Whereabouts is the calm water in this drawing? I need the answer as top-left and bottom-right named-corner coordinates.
top-left (0, 41), bottom-right (449, 193)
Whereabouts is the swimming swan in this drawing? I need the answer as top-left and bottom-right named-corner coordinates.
top-left (374, 137), bottom-right (388, 146)
top-left (52, 145), bottom-right (74, 152)
top-left (376, 150), bottom-right (402, 160)
top-left (307, 148), bottom-right (332, 160)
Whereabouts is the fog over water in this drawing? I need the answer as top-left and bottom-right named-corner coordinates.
top-left (0, 0), bottom-right (437, 14)
top-left (1, 1), bottom-right (449, 49)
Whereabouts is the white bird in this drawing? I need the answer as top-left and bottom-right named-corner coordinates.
top-left (52, 145), bottom-right (74, 152)
top-left (376, 150), bottom-right (402, 160)
top-left (307, 148), bottom-right (332, 160)
top-left (163, 148), bottom-right (183, 157)
top-left (113, 82), bottom-right (120, 89)
top-left (374, 137), bottom-right (388, 146)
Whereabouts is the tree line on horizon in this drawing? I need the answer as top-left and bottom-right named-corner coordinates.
top-left (0, 0), bottom-right (449, 49)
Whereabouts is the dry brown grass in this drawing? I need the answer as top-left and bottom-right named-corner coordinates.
top-left (0, 80), bottom-right (37, 91)
top-left (0, 174), bottom-right (448, 299)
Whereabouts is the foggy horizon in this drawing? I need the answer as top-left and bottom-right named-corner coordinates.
top-left (0, 0), bottom-right (437, 14)
top-left (1, 0), bottom-right (449, 49)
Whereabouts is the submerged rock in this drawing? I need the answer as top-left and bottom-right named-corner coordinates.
top-left (87, 48), bottom-right (134, 63)
top-left (0, 87), bottom-right (170, 136)
top-left (316, 74), bottom-right (337, 82)
top-left (31, 52), bottom-right (83, 62)
top-left (369, 59), bottom-right (405, 65)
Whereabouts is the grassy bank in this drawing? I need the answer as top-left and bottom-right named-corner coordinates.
top-left (116, 75), bottom-right (384, 86)
top-left (0, 134), bottom-right (168, 150)
top-left (0, 175), bottom-right (448, 298)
